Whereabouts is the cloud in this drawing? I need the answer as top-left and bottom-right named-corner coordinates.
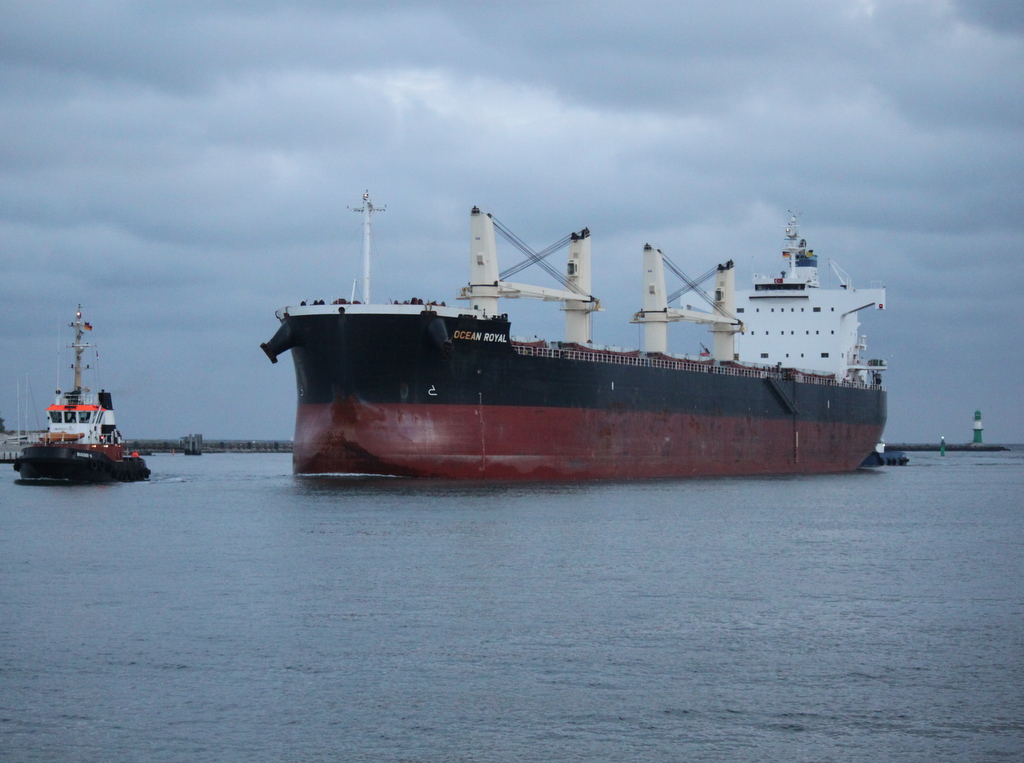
top-left (1, 0), bottom-right (1022, 442)
top-left (954, 0), bottom-right (1024, 35)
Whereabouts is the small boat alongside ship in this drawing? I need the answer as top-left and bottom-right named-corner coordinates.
top-left (262, 201), bottom-right (888, 480)
top-left (860, 442), bottom-right (909, 467)
top-left (13, 307), bottom-right (150, 483)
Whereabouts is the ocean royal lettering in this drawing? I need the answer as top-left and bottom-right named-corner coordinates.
top-left (453, 330), bottom-right (507, 343)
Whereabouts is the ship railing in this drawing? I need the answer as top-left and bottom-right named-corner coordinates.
top-left (511, 343), bottom-right (883, 391)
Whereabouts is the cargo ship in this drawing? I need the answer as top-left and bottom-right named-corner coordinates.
top-left (14, 307), bottom-right (150, 483)
top-left (262, 200), bottom-right (886, 479)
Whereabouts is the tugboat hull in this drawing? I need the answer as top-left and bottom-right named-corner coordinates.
top-left (14, 446), bottom-right (150, 483)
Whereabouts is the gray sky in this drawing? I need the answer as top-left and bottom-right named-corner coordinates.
top-left (2, 0), bottom-right (1022, 443)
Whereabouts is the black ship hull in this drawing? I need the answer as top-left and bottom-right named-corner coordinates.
top-left (263, 307), bottom-right (887, 480)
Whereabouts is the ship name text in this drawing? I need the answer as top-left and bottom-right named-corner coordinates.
top-left (453, 330), bottom-right (508, 343)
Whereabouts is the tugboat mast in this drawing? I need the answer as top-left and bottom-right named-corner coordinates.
top-left (70, 305), bottom-right (91, 393)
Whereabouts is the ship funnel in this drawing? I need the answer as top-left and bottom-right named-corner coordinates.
top-left (260, 320), bottom-right (298, 364)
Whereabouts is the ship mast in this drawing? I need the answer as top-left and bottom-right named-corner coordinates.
top-left (351, 191), bottom-right (385, 304)
top-left (70, 305), bottom-right (91, 393)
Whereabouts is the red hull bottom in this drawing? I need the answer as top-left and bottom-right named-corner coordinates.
top-left (293, 398), bottom-right (882, 480)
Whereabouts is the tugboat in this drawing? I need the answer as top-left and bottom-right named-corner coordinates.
top-left (13, 307), bottom-right (150, 483)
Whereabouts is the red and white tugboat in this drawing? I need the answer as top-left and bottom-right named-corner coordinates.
top-left (13, 307), bottom-right (150, 483)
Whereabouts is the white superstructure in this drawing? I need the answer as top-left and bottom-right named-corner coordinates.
top-left (734, 214), bottom-right (886, 384)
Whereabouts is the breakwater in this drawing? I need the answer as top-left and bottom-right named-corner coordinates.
top-left (3, 439), bottom-right (1011, 462)
top-left (123, 439), bottom-right (292, 454)
top-left (2, 439), bottom-right (292, 462)
top-left (886, 443), bottom-right (1009, 452)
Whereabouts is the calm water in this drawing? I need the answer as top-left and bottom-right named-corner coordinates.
top-left (2, 450), bottom-right (1022, 762)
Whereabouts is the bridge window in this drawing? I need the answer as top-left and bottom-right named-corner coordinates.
top-left (755, 283), bottom-right (805, 291)
top-left (79, 412), bottom-right (92, 423)
top-left (761, 353), bottom-right (769, 358)
top-left (821, 352), bottom-right (830, 358)
top-left (63, 411), bottom-right (77, 423)
top-left (49, 412), bottom-right (61, 423)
